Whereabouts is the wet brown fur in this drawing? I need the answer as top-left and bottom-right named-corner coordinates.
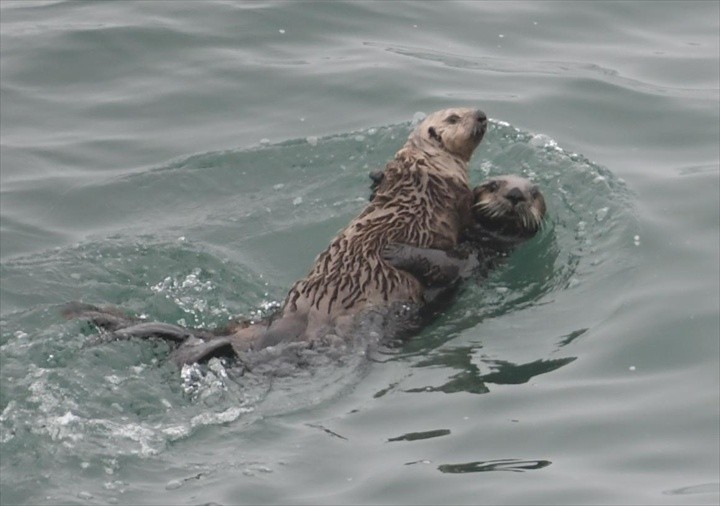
top-left (230, 108), bottom-right (488, 352)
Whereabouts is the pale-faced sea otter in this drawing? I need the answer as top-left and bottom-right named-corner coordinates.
top-left (381, 174), bottom-right (547, 308)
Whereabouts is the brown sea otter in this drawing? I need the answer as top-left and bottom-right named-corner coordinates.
top-left (63, 109), bottom-right (542, 367)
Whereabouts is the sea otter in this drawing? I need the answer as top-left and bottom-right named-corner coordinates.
top-left (64, 173), bottom-right (547, 367)
top-left (65, 107), bottom-right (489, 364)
top-left (381, 174), bottom-right (547, 306)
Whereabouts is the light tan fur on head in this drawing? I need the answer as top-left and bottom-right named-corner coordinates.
top-left (403, 108), bottom-right (488, 164)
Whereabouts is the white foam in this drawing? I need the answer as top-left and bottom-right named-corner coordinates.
top-left (411, 111), bottom-right (427, 126)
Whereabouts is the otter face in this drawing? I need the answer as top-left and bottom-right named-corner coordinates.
top-left (472, 175), bottom-right (547, 238)
top-left (414, 108), bottom-right (488, 161)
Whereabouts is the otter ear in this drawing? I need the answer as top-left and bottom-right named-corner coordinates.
top-left (428, 126), bottom-right (442, 142)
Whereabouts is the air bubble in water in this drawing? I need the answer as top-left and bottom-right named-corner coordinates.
top-left (595, 207), bottom-right (609, 222)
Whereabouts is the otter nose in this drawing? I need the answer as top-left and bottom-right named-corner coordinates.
top-left (505, 187), bottom-right (525, 205)
top-left (475, 110), bottom-right (487, 123)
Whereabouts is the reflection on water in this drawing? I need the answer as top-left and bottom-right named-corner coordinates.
top-left (388, 429), bottom-right (451, 442)
top-left (663, 483), bottom-right (720, 496)
top-left (305, 422), bottom-right (348, 441)
top-left (476, 357), bottom-right (576, 385)
top-left (437, 458), bottom-right (552, 474)
top-left (556, 327), bottom-right (589, 348)
top-left (403, 345), bottom-right (576, 395)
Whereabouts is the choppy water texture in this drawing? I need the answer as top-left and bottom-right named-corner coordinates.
top-left (1, 1), bottom-right (718, 505)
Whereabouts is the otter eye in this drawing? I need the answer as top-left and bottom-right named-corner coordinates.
top-left (446, 114), bottom-right (460, 124)
top-left (530, 186), bottom-right (540, 198)
top-left (484, 181), bottom-right (500, 192)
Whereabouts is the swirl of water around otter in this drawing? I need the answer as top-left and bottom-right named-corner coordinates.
top-left (0, 119), bottom-right (637, 462)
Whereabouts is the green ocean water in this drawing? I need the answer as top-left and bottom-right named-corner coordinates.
top-left (0, 1), bottom-right (718, 505)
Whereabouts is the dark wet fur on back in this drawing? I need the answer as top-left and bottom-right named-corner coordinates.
top-left (287, 156), bottom-right (473, 314)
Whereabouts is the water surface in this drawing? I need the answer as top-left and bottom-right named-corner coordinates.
top-left (1, 1), bottom-right (718, 505)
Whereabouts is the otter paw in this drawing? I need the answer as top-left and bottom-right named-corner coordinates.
top-left (382, 243), bottom-right (429, 276)
top-left (368, 170), bottom-right (384, 185)
top-left (382, 242), bottom-right (411, 265)
top-left (368, 170), bottom-right (385, 200)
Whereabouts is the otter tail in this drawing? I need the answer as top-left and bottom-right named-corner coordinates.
top-left (61, 301), bottom-right (141, 332)
top-left (61, 301), bottom-right (237, 366)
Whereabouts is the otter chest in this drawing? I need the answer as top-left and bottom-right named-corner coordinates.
top-left (286, 177), bottom-right (472, 316)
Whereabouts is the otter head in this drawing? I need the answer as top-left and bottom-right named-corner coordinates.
top-left (472, 175), bottom-right (547, 240)
top-left (408, 108), bottom-right (488, 162)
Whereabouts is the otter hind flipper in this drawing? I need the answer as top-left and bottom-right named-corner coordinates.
top-left (61, 301), bottom-right (141, 331)
top-left (63, 301), bottom-right (222, 352)
top-left (167, 316), bottom-right (306, 367)
top-left (108, 322), bottom-right (196, 342)
top-left (82, 322), bottom-right (217, 353)
top-left (169, 336), bottom-right (236, 366)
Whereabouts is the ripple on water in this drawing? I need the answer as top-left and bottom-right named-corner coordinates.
top-left (0, 118), bottom-right (637, 501)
